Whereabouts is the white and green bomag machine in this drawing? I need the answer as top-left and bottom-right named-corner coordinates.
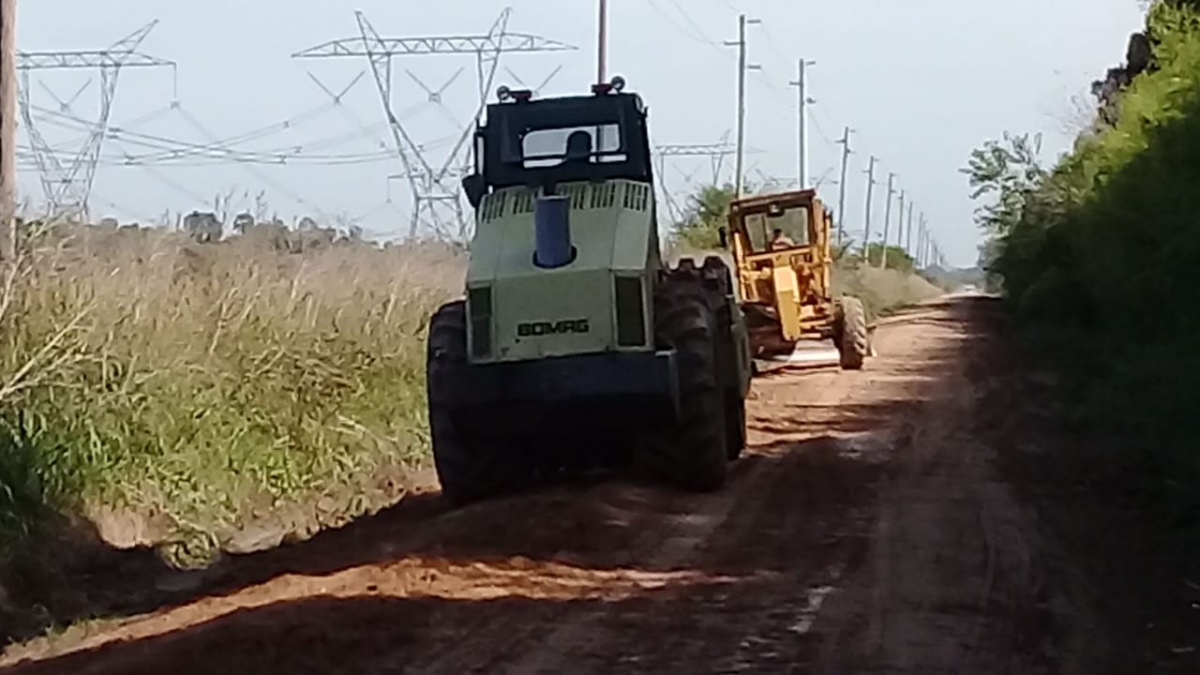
top-left (425, 77), bottom-right (753, 504)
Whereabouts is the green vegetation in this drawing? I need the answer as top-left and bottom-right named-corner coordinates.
top-left (965, 0), bottom-right (1200, 531)
top-left (0, 225), bottom-right (462, 565)
top-left (669, 183), bottom-right (739, 250)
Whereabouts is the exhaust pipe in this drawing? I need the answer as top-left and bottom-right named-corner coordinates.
top-left (534, 194), bottom-right (574, 268)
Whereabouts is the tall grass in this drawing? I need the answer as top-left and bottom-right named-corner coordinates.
top-left (0, 225), bottom-right (464, 565)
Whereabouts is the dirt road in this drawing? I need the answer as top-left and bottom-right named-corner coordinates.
top-left (0, 296), bottom-right (1072, 674)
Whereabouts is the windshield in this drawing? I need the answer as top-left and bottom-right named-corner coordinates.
top-left (520, 124), bottom-right (625, 168)
top-left (745, 205), bottom-right (811, 252)
top-left (480, 94), bottom-right (652, 190)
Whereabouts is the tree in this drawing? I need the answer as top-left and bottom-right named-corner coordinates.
top-left (863, 242), bottom-right (915, 272)
top-left (961, 132), bottom-right (1048, 238)
top-left (670, 183), bottom-right (737, 250)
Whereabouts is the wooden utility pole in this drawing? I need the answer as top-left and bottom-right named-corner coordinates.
top-left (0, 0), bottom-right (15, 260)
top-left (834, 126), bottom-right (853, 246)
top-left (788, 59), bottom-right (815, 189)
top-left (860, 155), bottom-right (877, 259)
top-left (725, 14), bottom-right (760, 198)
top-left (880, 172), bottom-right (895, 269)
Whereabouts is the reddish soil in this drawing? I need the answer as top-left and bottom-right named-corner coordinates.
top-left (3, 296), bottom-right (1173, 674)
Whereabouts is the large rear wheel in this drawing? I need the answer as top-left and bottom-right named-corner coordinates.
top-left (636, 283), bottom-right (729, 491)
top-left (426, 301), bottom-right (525, 505)
top-left (834, 296), bottom-right (869, 370)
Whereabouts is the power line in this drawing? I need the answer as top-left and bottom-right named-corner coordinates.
top-left (17, 20), bottom-right (175, 218)
top-left (294, 9), bottom-right (576, 239)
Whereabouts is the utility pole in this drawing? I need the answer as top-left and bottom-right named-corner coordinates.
top-left (861, 155), bottom-right (877, 260)
top-left (597, 0), bottom-right (608, 83)
top-left (896, 189), bottom-right (906, 258)
top-left (788, 58), bottom-right (815, 189)
top-left (908, 203), bottom-right (917, 263)
top-left (0, 0), bottom-right (14, 260)
top-left (880, 172), bottom-right (895, 269)
top-left (726, 14), bottom-right (761, 198)
top-left (835, 126), bottom-right (854, 246)
top-left (917, 218), bottom-right (927, 269)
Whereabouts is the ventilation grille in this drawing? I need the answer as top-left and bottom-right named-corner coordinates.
top-left (479, 192), bottom-right (508, 223)
top-left (589, 183), bottom-right (618, 209)
top-left (486, 182), bottom-right (651, 218)
top-left (511, 190), bottom-right (536, 215)
top-left (622, 183), bottom-right (650, 212)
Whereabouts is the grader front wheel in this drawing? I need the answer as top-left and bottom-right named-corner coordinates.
top-left (834, 297), bottom-right (869, 371)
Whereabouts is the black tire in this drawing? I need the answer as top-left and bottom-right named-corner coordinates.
top-left (724, 390), bottom-right (747, 460)
top-left (834, 296), bottom-right (869, 370)
top-left (636, 283), bottom-right (729, 492)
top-left (426, 301), bottom-right (524, 505)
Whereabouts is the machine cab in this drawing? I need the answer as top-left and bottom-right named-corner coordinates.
top-left (457, 78), bottom-right (666, 366)
top-left (462, 78), bottom-right (654, 207)
top-left (724, 190), bottom-right (830, 263)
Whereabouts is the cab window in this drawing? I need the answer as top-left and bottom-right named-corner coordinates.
top-left (745, 205), bottom-right (810, 252)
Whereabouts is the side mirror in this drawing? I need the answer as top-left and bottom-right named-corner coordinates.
top-left (717, 226), bottom-right (728, 249)
top-left (462, 174), bottom-right (487, 209)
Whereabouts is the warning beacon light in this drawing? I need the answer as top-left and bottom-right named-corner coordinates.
top-left (591, 75), bottom-right (626, 95)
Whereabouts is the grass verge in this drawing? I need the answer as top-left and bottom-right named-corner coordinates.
top-left (0, 226), bottom-right (464, 568)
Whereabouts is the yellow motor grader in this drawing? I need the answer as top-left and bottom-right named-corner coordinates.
top-left (718, 188), bottom-right (868, 370)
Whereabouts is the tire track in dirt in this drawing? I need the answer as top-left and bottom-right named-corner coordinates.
top-left (0, 296), bottom-right (1065, 675)
top-left (815, 297), bottom-right (1060, 675)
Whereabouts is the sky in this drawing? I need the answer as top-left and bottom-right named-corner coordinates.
top-left (17, 0), bottom-right (1148, 267)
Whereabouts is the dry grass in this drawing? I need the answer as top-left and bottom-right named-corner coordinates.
top-left (0, 225), bottom-right (465, 565)
top-left (832, 261), bottom-right (944, 320)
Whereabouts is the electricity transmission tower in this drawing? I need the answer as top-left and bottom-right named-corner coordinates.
top-left (656, 141), bottom-right (731, 226)
top-left (294, 10), bottom-right (575, 239)
top-left (654, 138), bottom-right (763, 225)
top-left (17, 21), bottom-right (175, 218)
top-left (655, 139), bottom-right (745, 185)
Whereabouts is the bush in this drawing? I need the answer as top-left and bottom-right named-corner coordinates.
top-left (0, 226), bottom-right (464, 564)
top-left (970, 1), bottom-right (1200, 532)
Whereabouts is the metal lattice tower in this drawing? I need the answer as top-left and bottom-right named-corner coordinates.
top-left (294, 10), bottom-right (575, 239)
top-left (17, 21), bottom-right (175, 218)
top-left (653, 137), bottom-right (764, 225)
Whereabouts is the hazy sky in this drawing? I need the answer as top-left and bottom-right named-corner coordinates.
top-left (18, 0), bottom-right (1146, 266)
